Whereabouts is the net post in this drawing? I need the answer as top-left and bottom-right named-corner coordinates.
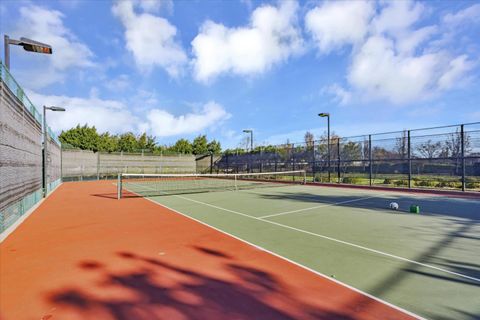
top-left (303, 170), bottom-right (306, 185)
top-left (117, 173), bottom-right (122, 199)
top-left (234, 174), bottom-right (238, 191)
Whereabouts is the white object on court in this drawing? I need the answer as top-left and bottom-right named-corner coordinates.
top-left (389, 202), bottom-right (399, 210)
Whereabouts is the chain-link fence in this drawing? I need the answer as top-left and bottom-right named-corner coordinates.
top-left (61, 149), bottom-right (197, 181)
top-left (215, 123), bottom-right (480, 192)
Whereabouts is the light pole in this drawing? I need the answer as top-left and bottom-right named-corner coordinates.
top-left (243, 129), bottom-right (253, 152)
top-left (4, 35), bottom-right (52, 70)
top-left (318, 113), bottom-right (330, 182)
top-left (43, 106), bottom-right (65, 197)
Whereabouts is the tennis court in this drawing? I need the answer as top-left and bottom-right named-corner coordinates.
top-left (122, 172), bottom-right (480, 320)
top-left (1, 174), bottom-right (479, 320)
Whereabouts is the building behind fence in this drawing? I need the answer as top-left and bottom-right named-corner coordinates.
top-left (214, 123), bottom-right (480, 192)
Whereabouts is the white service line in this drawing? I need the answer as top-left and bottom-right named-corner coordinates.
top-left (259, 196), bottom-right (380, 219)
top-left (169, 193), bottom-right (480, 284)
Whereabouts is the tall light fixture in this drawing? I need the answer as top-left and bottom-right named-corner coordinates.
top-left (243, 129), bottom-right (253, 152)
top-left (43, 106), bottom-right (65, 197)
top-left (4, 35), bottom-right (52, 70)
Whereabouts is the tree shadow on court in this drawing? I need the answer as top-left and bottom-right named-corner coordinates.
top-left (258, 191), bottom-right (480, 319)
top-left (46, 248), bottom-right (356, 320)
top-left (358, 218), bottom-right (480, 320)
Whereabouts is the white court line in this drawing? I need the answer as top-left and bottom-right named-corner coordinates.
top-left (167, 193), bottom-right (480, 284)
top-left (128, 189), bottom-right (425, 319)
top-left (259, 196), bottom-right (380, 219)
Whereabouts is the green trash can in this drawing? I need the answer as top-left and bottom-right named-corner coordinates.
top-left (410, 205), bottom-right (420, 214)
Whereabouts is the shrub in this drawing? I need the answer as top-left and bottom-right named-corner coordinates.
top-left (383, 178), bottom-right (394, 185)
top-left (466, 182), bottom-right (480, 189)
top-left (342, 177), bottom-right (362, 184)
top-left (417, 180), bottom-right (437, 187)
top-left (394, 180), bottom-right (408, 187)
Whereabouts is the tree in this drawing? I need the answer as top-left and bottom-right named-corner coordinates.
top-left (394, 130), bottom-right (408, 159)
top-left (263, 145), bottom-right (278, 153)
top-left (98, 133), bottom-right (118, 153)
top-left (341, 141), bottom-right (362, 161)
top-left (416, 140), bottom-right (442, 158)
top-left (192, 135), bottom-right (208, 155)
top-left (372, 146), bottom-right (396, 159)
top-left (59, 124), bottom-right (100, 152)
top-left (137, 133), bottom-right (156, 151)
top-left (304, 131), bottom-right (314, 149)
top-left (118, 132), bottom-right (138, 152)
top-left (224, 148), bottom-right (246, 155)
top-left (441, 129), bottom-right (472, 158)
top-left (171, 139), bottom-right (192, 154)
top-left (207, 140), bottom-right (222, 154)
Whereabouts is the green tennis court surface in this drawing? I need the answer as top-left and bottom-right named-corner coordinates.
top-left (124, 182), bottom-right (480, 320)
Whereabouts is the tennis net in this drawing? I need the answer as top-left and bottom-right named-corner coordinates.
top-left (117, 170), bottom-right (306, 199)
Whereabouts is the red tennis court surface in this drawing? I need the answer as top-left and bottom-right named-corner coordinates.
top-left (0, 181), bottom-right (416, 320)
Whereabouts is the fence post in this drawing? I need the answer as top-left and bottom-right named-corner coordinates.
top-left (369, 135), bottom-right (372, 186)
top-left (461, 124), bottom-right (465, 191)
top-left (96, 152), bottom-right (100, 180)
top-left (312, 140), bottom-right (316, 182)
top-left (210, 153), bottom-right (213, 174)
top-left (408, 130), bottom-right (412, 189)
top-left (292, 143), bottom-right (295, 172)
top-left (337, 138), bottom-right (341, 183)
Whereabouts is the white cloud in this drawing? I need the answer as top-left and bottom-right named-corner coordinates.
top-left (443, 3), bottom-right (480, 26)
top-left (145, 101), bottom-right (231, 136)
top-left (112, 0), bottom-right (187, 77)
top-left (371, 1), bottom-right (425, 35)
top-left (104, 74), bottom-right (130, 91)
top-left (395, 25), bottom-right (437, 54)
top-left (13, 5), bottom-right (94, 88)
top-left (306, 0), bottom-right (476, 105)
top-left (135, 0), bottom-right (173, 14)
top-left (305, 1), bottom-right (374, 53)
top-left (28, 90), bottom-right (230, 137)
top-left (437, 55), bottom-right (474, 90)
top-left (322, 84), bottom-right (352, 105)
top-left (348, 36), bottom-right (442, 104)
top-left (191, 1), bottom-right (303, 82)
top-left (27, 91), bottom-right (139, 134)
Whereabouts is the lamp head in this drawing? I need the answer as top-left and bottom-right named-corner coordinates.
top-left (318, 113), bottom-right (329, 117)
top-left (46, 106), bottom-right (66, 111)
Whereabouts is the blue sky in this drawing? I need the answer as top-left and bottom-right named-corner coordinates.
top-left (1, 0), bottom-right (479, 148)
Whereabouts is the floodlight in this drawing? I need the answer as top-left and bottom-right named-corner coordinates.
top-left (19, 37), bottom-right (52, 54)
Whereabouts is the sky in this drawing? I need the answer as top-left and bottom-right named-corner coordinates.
top-left (0, 0), bottom-right (479, 148)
